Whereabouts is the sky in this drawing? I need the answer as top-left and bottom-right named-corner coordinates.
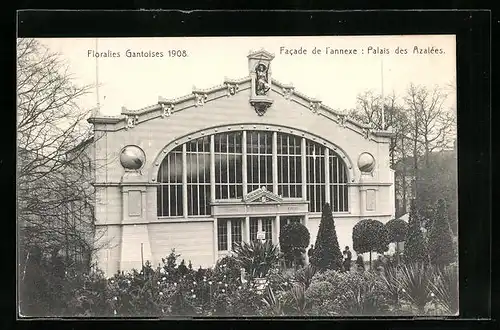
top-left (37, 35), bottom-right (456, 117)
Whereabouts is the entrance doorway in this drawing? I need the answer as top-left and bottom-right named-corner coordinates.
top-left (249, 217), bottom-right (274, 243)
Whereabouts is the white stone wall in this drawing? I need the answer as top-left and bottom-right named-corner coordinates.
top-left (91, 80), bottom-right (394, 276)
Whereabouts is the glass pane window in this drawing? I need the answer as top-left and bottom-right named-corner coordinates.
top-left (247, 131), bottom-right (273, 192)
top-left (215, 132), bottom-right (243, 200)
top-left (329, 154), bottom-right (349, 212)
top-left (157, 146), bottom-right (183, 216)
top-left (231, 219), bottom-right (243, 249)
top-left (217, 219), bottom-right (228, 251)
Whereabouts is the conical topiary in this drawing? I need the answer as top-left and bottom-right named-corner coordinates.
top-left (428, 199), bottom-right (456, 268)
top-left (310, 203), bottom-right (343, 271)
top-left (403, 200), bottom-right (428, 264)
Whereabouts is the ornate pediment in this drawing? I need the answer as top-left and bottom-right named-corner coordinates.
top-left (243, 186), bottom-right (283, 204)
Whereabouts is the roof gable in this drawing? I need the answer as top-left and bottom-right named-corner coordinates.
top-left (243, 186), bottom-right (283, 204)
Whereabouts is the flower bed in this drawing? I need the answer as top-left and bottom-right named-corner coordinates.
top-left (19, 249), bottom-right (458, 317)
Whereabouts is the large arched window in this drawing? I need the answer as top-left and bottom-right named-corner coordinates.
top-left (277, 133), bottom-right (302, 198)
top-left (157, 129), bottom-right (349, 217)
top-left (247, 131), bottom-right (273, 192)
top-left (214, 132), bottom-right (243, 200)
top-left (186, 136), bottom-right (211, 216)
top-left (157, 145), bottom-right (183, 217)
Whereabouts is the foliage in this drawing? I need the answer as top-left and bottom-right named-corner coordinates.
top-left (304, 280), bottom-right (338, 315)
top-left (279, 222), bottom-right (310, 266)
top-left (21, 245), bottom-right (459, 317)
top-left (403, 200), bottom-right (429, 264)
top-left (427, 199), bottom-right (456, 268)
top-left (310, 203), bottom-right (343, 271)
top-left (305, 269), bottom-right (389, 316)
top-left (352, 219), bottom-right (390, 267)
top-left (261, 286), bottom-right (285, 316)
top-left (396, 263), bottom-right (433, 314)
top-left (385, 218), bottom-right (408, 243)
top-left (282, 284), bottom-right (310, 315)
top-left (416, 149), bottom-right (458, 235)
top-left (337, 271), bottom-right (389, 315)
top-left (429, 264), bottom-right (459, 315)
top-left (381, 266), bottom-right (404, 312)
top-left (232, 240), bottom-right (281, 279)
top-left (293, 264), bottom-right (317, 290)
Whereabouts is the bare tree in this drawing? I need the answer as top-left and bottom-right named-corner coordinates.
top-left (17, 38), bottom-right (106, 272)
top-left (348, 84), bottom-right (456, 218)
top-left (403, 83), bottom-right (457, 224)
top-left (404, 83), bottom-right (456, 168)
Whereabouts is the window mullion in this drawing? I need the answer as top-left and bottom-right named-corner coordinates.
top-left (325, 148), bottom-right (330, 209)
top-left (336, 156), bottom-right (340, 212)
top-left (301, 138), bottom-right (307, 201)
top-left (242, 131), bottom-right (247, 195)
top-left (272, 131), bottom-right (278, 194)
top-left (210, 135), bottom-right (215, 203)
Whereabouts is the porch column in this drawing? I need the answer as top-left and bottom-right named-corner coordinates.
top-left (242, 131), bottom-right (247, 195)
top-left (213, 219), bottom-right (218, 264)
top-left (275, 215), bottom-right (280, 247)
top-left (182, 144), bottom-right (188, 218)
top-left (244, 216), bottom-right (250, 242)
top-left (301, 138), bottom-right (307, 200)
top-left (303, 213), bottom-right (310, 264)
top-left (272, 131), bottom-right (278, 194)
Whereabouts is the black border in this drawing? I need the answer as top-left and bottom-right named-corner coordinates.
top-left (10, 9), bottom-right (493, 330)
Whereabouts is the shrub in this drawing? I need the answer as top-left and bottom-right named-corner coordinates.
top-left (428, 199), bottom-right (456, 268)
top-left (261, 286), bottom-right (285, 316)
top-left (336, 271), bottom-right (389, 315)
top-left (232, 240), bottom-right (281, 278)
top-left (282, 284), bottom-right (310, 315)
top-left (396, 263), bottom-right (433, 314)
top-left (266, 265), bottom-right (294, 293)
top-left (310, 203), bottom-right (343, 271)
top-left (306, 270), bottom-right (389, 316)
top-left (293, 264), bottom-right (317, 290)
top-left (429, 264), bottom-right (459, 315)
top-left (352, 219), bottom-right (390, 268)
top-left (404, 200), bottom-right (429, 264)
top-left (279, 222), bottom-right (310, 267)
top-left (381, 265), bottom-right (405, 313)
top-left (305, 281), bottom-right (338, 315)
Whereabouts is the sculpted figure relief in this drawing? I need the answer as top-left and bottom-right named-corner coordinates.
top-left (255, 63), bottom-right (271, 96)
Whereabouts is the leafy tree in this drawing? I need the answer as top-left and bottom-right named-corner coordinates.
top-left (385, 218), bottom-right (409, 258)
top-left (279, 222), bottom-right (310, 267)
top-left (352, 219), bottom-right (390, 268)
top-left (310, 203), bottom-right (343, 271)
top-left (416, 150), bottom-right (458, 235)
top-left (403, 200), bottom-right (428, 264)
top-left (427, 199), bottom-right (456, 268)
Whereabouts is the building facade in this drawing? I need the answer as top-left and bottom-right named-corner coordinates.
top-left (89, 50), bottom-right (395, 276)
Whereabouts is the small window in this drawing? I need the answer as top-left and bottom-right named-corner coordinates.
top-left (217, 219), bottom-right (228, 251)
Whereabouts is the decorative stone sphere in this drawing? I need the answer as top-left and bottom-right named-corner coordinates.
top-left (357, 152), bottom-right (375, 173)
top-left (120, 145), bottom-right (145, 170)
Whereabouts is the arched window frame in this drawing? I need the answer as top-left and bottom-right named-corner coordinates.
top-left (155, 125), bottom-right (353, 218)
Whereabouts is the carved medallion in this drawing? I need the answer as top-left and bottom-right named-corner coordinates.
top-left (250, 100), bottom-right (273, 116)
